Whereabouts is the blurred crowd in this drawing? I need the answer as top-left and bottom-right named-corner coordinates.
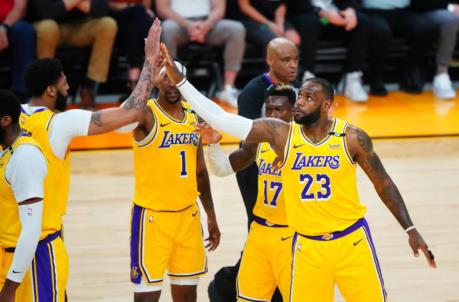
top-left (1, 0), bottom-right (458, 108)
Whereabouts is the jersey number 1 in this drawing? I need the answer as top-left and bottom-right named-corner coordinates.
top-left (179, 151), bottom-right (187, 177)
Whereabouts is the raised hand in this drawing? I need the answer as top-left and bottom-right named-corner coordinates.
top-left (145, 18), bottom-right (162, 66)
top-left (160, 43), bottom-right (185, 85)
top-left (408, 229), bottom-right (436, 269)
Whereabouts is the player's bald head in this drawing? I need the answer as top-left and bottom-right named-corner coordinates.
top-left (267, 38), bottom-right (297, 59)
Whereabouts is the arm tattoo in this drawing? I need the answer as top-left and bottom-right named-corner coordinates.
top-left (90, 111), bottom-right (103, 127)
top-left (353, 127), bottom-right (414, 229)
top-left (356, 128), bottom-right (373, 153)
top-left (264, 119), bottom-right (283, 132)
top-left (122, 60), bottom-right (154, 111)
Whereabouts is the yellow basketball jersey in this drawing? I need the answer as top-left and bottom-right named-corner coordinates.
top-left (20, 107), bottom-right (69, 235)
top-left (281, 118), bottom-right (367, 235)
top-left (133, 99), bottom-right (200, 211)
top-left (0, 135), bottom-right (45, 248)
top-left (253, 142), bottom-right (288, 225)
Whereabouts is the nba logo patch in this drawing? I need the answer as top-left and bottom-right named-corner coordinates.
top-left (27, 207), bottom-right (33, 216)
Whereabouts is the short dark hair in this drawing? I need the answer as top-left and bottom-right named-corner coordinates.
top-left (264, 84), bottom-right (296, 106)
top-left (0, 89), bottom-right (21, 124)
top-left (304, 78), bottom-right (334, 101)
top-left (25, 58), bottom-right (64, 97)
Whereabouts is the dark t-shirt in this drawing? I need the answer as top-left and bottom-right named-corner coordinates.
top-left (238, 73), bottom-right (273, 119)
top-left (250, 0), bottom-right (285, 21)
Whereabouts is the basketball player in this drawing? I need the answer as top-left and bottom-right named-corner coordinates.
top-left (119, 61), bottom-right (220, 302)
top-left (0, 90), bottom-right (47, 302)
top-left (161, 45), bottom-right (436, 302)
top-left (12, 20), bottom-right (162, 301)
top-left (199, 85), bottom-right (296, 301)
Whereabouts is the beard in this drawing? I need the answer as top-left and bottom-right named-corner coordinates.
top-left (165, 98), bottom-right (180, 104)
top-left (55, 91), bottom-right (68, 112)
top-left (294, 105), bottom-right (321, 126)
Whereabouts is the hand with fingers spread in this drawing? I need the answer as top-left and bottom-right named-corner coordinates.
top-left (205, 214), bottom-right (221, 251)
top-left (145, 18), bottom-right (162, 66)
top-left (196, 123), bottom-right (222, 145)
top-left (160, 43), bottom-right (185, 85)
top-left (408, 229), bottom-right (436, 269)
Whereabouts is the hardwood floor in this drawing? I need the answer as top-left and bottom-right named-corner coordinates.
top-left (64, 138), bottom-right (459, 301)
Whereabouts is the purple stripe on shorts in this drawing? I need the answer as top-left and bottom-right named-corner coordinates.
top-left (34, 239), bottom-right (56, 301)
top-left (361, 221), bottom-right (388, 301)
top-left (130, 204), bottom-right (143, 284)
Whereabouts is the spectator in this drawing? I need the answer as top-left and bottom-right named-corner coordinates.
top-left (156, 0), bottom-right (245, 106)
top-left (287, 0), bottom-right (369, 102)
top-left (0, 0), bottom-right (35, 101)
top-left (109, 0), bottom-right (154, 101)
top-left (238, 0), bottom-right (300, 54)
top-left (411, 0), bottom-right (459, 100)
top-left (29, 0), bottom-right (118, 109)
top-left (363, 0), bottom-right (439, 96)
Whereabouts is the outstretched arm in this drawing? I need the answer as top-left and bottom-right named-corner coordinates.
top-left (161, 44), bottom-right (290, 155)
top-left (196, 142), bottom-right (221, 251)
top-left (347, 126), bottom-right (436, 268)
top-left (87, 19), bottom-right (162, 136)
top-left (198, 124), bottom-right (258, 177)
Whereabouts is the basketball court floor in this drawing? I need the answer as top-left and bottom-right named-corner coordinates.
top-left (63, 92), bottom-right (459, 301)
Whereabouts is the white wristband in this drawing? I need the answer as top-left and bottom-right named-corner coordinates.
top-left (448, 3), bottom-right (455, 13)
top-left (405, 226), bottom-right (416, 233)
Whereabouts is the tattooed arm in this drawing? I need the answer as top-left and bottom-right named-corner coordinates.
top-left (346, 126), bottom-right (436, 268)
top-left (196, 141), bottom-right (221, 251)
top-left (86, 19), bottom-right (162, 136)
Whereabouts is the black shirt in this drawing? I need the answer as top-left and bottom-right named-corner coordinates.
top-left (238, 73), bottom-right (274, 119)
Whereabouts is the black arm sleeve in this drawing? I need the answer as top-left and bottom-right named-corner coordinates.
top-left (237, 77), bottom-right (268, 119)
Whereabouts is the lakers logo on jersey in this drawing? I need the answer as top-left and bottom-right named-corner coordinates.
top-left (158, 131), bottom-right (200, 148)
top-left (133, 99), bottom-right (200, 211)
top-left (253, 142), bottom-right (288, 226)
top-left (258, 158), bottom-right (281, 176)
top-left (281, 118), bottom-right (367, 236)
top-left (291, 154), bottom-right (340, 170)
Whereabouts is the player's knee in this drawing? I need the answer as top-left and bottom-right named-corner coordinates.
top-left (171, 285), bottom-right (197, 302)
top-left (134, 291), bottom-right (161, 302)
